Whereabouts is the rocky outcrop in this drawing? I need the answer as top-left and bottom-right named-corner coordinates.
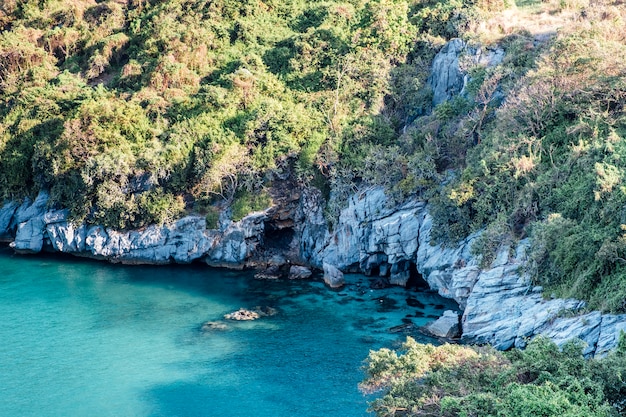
top-left (305, 188), bottom-right (426, 283)
top-left (2, 191), bottom-right (265, 267)
top-left (428, 38), bottom-right (505, 106)
top-left (305, 186), bottom-right (626, 356)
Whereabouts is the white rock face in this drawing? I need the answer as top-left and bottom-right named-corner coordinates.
top-left (2, 191), bottom-right (263, 266)
top-left (306, 186), bottom-right (626, 356)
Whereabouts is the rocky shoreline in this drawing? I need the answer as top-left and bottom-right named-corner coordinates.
top-left (2, 186), bottom-right (625, 356)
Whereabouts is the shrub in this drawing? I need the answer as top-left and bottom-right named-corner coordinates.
top-left (362, 336), bottom-right (625, 417)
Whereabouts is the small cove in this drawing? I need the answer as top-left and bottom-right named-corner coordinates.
top-left (0, 246), bottom-right (458, 417)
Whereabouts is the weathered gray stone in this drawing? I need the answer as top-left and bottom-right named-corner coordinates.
top-left (14, 191), bottom-right (49, 224)
top-left (315, 187), bottom-right (425, 278)
top-left (0, 201), bottom-right (19, 239)
top-left (206, 213), bottom-right (265, 268)
top-left (11, 215), bottom-right (46, 253)
top-left (47, 222), bottom-right (87, 253)
top-left (288, 265), bottom-right (312, 280)
top-left (323, 263), bottom-right (344, 288)
top-left (428, 39), bottom-right (505, 106)
top-left (429, 39), bottom-right (466, 106)
top-left (426, 310), bottom-right (461, 339)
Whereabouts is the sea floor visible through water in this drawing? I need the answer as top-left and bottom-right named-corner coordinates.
top-left (0, 246), bottom-right (458, 417)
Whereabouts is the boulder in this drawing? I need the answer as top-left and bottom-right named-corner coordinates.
top-left (225, 309), bottom-right (260, 321)
top-left (288, 265), bottom-right (312, 280)
top-left (323, 263), bottom-right (345, 288)
top-left (426, 310), bottom-right (461, 339)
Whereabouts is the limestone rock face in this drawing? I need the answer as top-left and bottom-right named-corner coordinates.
top-left (312, 188), bottom-right (426, 285)
top-left (429, 38), bottom-right (466, 106)
top-left (205, 213), bottom-right (266, 268)
top-left (307, 186), bottom-right (626, 356)
top-left (428, 38), bottom-right (505, 106)
top-left (0, 191), bottom-right (262, 266)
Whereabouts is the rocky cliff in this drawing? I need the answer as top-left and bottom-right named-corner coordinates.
top-left (2, 186), bottom-right (624, 356)
top-left (305, 187), bottom-right (626, 357)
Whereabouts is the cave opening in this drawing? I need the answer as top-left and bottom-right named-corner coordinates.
top-left (370, 265), bottom-right (380, 277)
top-left (263, 223), bottom-right (295, 251)
top-left (406, 262), bottom-right (429, 290)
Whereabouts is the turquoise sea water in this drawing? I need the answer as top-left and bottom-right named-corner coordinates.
top-left (0, 246), bottom-right (458, 417)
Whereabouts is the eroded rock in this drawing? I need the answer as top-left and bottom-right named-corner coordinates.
top-left (425, 310), bottom-right (461, 339)
top-left (288, 265), bottom-right (312, 280)
top-left (323, 263), bottom-right (345, 288)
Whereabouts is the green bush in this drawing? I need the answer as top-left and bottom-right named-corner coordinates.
top-left (231, 189), bottom-right (272, 222)
top-left (362, 336), bottom-right (626, 417)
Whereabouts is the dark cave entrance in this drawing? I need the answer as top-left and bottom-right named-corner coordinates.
top-left (406, 262), bottom-right (429, 290)
top-left (263, 223), bottom-right (295, 251)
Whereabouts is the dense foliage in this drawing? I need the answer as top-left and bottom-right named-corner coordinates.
top-left (2, 0), bottom-right (626, 311)
top-left (361, 335), bottom-right (626, 417)
top-left (0, 0), bottom-right (481, 228)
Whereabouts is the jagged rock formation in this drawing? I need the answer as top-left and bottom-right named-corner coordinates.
top-left (303, 187), bottom-right (626, 357)
top-left (428, 38), bottom-right (505, 106)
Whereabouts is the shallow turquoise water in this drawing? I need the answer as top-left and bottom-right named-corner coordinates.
top-left (0, 246), bottom-right (458, 417)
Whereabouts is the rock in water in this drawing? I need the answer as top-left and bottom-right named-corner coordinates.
top-left (224, 309), bottom-right (261, 321)
top-left (201, 321), bottom-right (228, 331)
top-left (223, 306), bottom-right (277, 321)
top-left (323, 263), bottom-right (344, 288)
top-left (426, 310), bottom-right (461, 339)
top-left (288, 265), bottom-right (312, 280)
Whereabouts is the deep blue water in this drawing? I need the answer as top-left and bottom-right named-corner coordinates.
top-left (0, 246), bottom-right (458, 417)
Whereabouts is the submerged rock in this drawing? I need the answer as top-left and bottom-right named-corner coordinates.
top-left (201, 321), bottom-right (228, 331)
top-left (288, 265), bottom-right (312, 280)
top-left (254, 265), bottom-right (282, 280)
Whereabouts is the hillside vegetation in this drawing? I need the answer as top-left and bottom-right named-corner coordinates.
top-left (1, 0), bottom-right (626, 311)
top-left (0, 0), bottom-right (466, 228)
